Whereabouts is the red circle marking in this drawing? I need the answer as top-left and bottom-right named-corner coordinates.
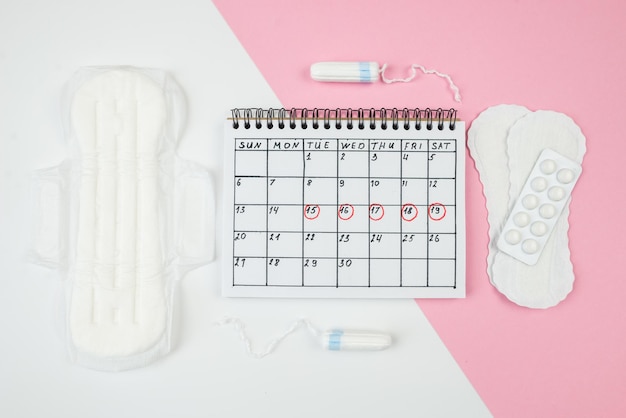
top-left (304, 204), bottom-right (321, 220)
top-left (401, 203), bottom-right (418, 222)
top-left (428, 203), bottom-right (447, 221)
top-left (338, 204), bottom-right (355, 220)
top-left (369, 203), bottom-right (385, 221)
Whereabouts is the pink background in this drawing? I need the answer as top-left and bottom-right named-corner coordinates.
top-left (214, 0), bottom-right (626, 416)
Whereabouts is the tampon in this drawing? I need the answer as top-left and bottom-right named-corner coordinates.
top-left (322, 329), bottom-right (392, 351)
top-left (310, 61), bottom-right (462, 102)
top-left (310, 61), bottom-right (380, 83)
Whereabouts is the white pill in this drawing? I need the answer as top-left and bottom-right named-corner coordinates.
top-left (548, 186), bottom-right (566, 201)
top-left (540, 159), bottom-right (557, 174)
top-left (522, 194), bottom-right (539, 210)
top-left (513, 212), bottom-right (531, 227)
top-left (505, 229), bottom-right (522, 245)
top-left (531, 177), bottom-right (548, 192)
top-left (322, 329), bottom-right (392, 351)
top-left (310, 61), bottom-right (380, 83)
top-left (530, 221), bottom-right (548, 236)
top-left (539, 204), bottom-right (556, 219)
top-left (557, 168), bottom-right (575, 184)
top-left (522, 239), bottom-right (539, 254)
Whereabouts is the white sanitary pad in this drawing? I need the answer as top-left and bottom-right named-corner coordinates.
top-left (468, 105), bottom-right (586, 308)
top-left (32, 67), bottom-right (215, 370)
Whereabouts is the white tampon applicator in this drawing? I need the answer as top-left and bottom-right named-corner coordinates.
top-left (322, 329), bottom-right (392, 351)
top-left (310, 61), bottom-right (381, 83)
top-left (310, 61), bottom-right (462, 103)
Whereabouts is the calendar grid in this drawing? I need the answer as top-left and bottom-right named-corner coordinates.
top-left (225, 122), bottom-right (465, 298)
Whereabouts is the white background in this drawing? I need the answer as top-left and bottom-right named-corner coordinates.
top-left (0, 1), bottom-right (490, 417)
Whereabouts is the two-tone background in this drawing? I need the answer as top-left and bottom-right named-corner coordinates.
top-left (1, 1), bottom-right (624, 417)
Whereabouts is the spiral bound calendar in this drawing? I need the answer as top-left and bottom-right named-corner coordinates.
top-left (223, 108), bottom-right (465, 298)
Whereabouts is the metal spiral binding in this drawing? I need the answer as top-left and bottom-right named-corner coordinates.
top-left (231, 107), bottom-right (457, 131)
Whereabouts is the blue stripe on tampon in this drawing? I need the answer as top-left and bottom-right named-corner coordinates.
top-left (328, 330), bottom-right (344, 350)
top-left (358, 62), bottom-right (371, 82)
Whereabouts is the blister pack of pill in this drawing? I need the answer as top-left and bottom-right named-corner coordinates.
top-left (497, 148), bottom-right (582, 265)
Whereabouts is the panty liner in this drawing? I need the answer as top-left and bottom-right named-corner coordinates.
top-left (468, 105), bottom-right (586, 308)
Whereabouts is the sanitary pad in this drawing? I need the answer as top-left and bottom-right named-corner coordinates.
top-left (468, 105), bottom-right (586, 308)
top-left (32, 67), bottom-right (215, 370)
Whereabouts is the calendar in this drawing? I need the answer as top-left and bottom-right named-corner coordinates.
top-left (222, 108), bottom-right (465, 298)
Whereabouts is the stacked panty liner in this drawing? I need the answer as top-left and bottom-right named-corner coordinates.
top-left (468, 105), bottom-right (586, 308)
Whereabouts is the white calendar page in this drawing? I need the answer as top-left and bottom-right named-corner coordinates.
top-left (222, 117), bottom-right (465, 298)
